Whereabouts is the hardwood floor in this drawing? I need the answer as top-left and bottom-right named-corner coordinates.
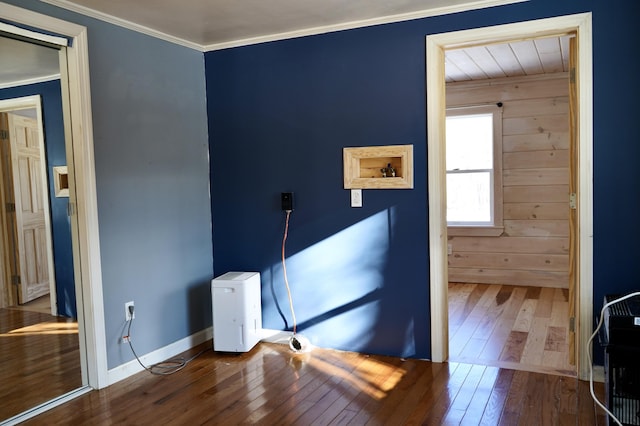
top-left (24, 341), bottom-right (606, 425)
top-left (448, 283), bottom-right (575, 377)
top-left (7, 295), bottom-right (52, 315)
top-left (0, 307), bottom-right (81, 421)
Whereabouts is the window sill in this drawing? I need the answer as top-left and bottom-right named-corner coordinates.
top-left (447, 226), bottom-right (504, 237)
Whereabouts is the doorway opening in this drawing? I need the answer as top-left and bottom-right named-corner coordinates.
top-left (444, 36), bottom-right (575, 376)
top-left (427, 13), bottom-right (593, 380)
top-left (0, 2), bottom-right (106, 423)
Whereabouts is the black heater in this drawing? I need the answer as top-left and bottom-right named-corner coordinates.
top-left (602, 294), bottom-right (640, 426)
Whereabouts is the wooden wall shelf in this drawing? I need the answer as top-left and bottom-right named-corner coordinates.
top-left (343, 144), bottom-right (413, 189)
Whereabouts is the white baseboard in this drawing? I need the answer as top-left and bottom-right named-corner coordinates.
top-left (260, 328), bottom-right (293, 344)
top-left (107, 327), bottom-right (213, 386)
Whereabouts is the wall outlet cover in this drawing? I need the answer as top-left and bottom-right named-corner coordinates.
top-left (281, 192), bottom-right (294, 211)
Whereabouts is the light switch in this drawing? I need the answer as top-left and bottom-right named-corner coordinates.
top-left (351, 189), bottom-right (362, 208)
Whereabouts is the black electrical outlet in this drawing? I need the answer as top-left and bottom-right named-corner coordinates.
top-left (281, 192), bottom-right (294, 211)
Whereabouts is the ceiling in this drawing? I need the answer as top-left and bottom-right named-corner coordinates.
top-left (1, 0), bottom-right (569, 88)
top-left (39, 0), bottom-right (525, 50)
top-left (445, 35), bottom-right (571, 82)
top-left (0, 36), bottom-right (60, 89)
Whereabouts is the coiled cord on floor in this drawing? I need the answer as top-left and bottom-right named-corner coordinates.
top-left (125, 316), bottom-right (209, 375)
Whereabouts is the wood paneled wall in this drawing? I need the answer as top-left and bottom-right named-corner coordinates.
top-left (446, 73), bottom-right (570, 288)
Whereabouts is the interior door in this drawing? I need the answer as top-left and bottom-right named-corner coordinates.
top-left (4, 113), bottom-right (52, 304)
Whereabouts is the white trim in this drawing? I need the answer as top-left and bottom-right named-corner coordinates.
top-left (0, 94), bottom-right (41, 111)
top-left (40, 0), bottom-right (526, 52)
top-left (0, 21), bottom-right (68, 46)
top-left (0, 0), bottom-right (107, 391)
top-left (0, 74), bottom-right (61, 90)
top-left (426, 35), bottom-right (449, 363)
top-left (107, 327), bottom-right (213, 386)
top-left (205, 0), bottom-right (528, 51)
top-left (0, 387), bottom-right (92, 426)
top-left (426, 13), bottom-right (593, 380)
top-left (260, 328), bottom-right (294, 344)
top-left (40, 0), bottom-right (203, 51)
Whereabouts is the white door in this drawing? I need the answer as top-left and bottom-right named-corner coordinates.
top-left (5, 113), bottom-right (54, 304)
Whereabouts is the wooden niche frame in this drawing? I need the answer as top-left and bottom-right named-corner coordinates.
top-left (343, 144), bottom-right (413, 189)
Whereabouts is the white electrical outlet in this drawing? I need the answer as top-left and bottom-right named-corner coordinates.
top-left (447, 244), bottom-right (453, 255)
top-left (351, 189), bottom-right (362, 207)
top-left (125, 301), bottom-right (135, 321)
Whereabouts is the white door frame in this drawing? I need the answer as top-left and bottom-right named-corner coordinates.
top-left (426, 13), bottom-right (593, 380)
top-left (0, 3), bottom-right (107, 388)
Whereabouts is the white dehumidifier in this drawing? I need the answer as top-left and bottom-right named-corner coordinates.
top-left (211, 271), bottom-right (262, 352)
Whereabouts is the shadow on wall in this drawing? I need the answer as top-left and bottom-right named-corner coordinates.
top-left (262, 206), bottom-right (425, 359)
top-left (188, 278), bottom-right (214, 334)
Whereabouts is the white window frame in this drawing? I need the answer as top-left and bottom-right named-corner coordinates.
top-left (446, 104), bottom-right (503, 237)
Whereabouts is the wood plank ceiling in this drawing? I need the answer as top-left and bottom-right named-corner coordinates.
top-left (445, 35), bottom-right (572, 82)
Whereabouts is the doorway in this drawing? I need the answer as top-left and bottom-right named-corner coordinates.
top-left (444, 44), bottom-right (575, 375)
top-left (427, 13), bottom-right (593, 380)
top-left (0, 2), bottom-right (107, 423)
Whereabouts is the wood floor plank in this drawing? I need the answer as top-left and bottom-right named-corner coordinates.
top-left (477, 283), bottom-right (502, 309)
top-left (477, 318), bottom-right (513, 362)
top-left (381, 361), bottom-right (446, 424)
top-left (519, 371), bottom-right (550, 425)
top-left (470, 307), bottom-right (502, 340)
top-left (449, 311), bottom-right (484, 358)
top-left (512, 298), bottom-right (537, 332)
top-left (545, 325), bottom-right (567, 351)
top-left (443, 364), bottom-right (487, 424)
top-left (462, 284), bottom-right (490, 319)
top-left (498, 370), bottom-right (529, 425)
top-left (341, 355), bottom-right (405, 424)
top-left (403, 361), bottom-right (455, 425)
top-left (479, 368), bottom-right (515, 425)
top-left (502, 287), bottom-right (528, 320)
top-left (524, 286), bottom-right (542, 299)
top-left (423, 362), bottom-right (473, 426)
top-left (520, 317), bottom-right (549, 366)
top-left (499, 330), bottom-right (528, 363)
top-left (534, 287), bottom-right (555, 318)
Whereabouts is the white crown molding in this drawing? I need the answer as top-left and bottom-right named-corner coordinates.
top-left (0, 73), bottom-right (61, 90)
top-left (40, 0), bottom-right (526, 52)
top-left (205, 0), bottom-right (527, 51)
top-left (39, 0), bottom-right (205, 51)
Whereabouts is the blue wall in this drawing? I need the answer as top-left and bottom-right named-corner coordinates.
top-left (0, 80), bottom-right (76, 318)
top-left (6, 0), bottom-right (213, 369)
top-left (206, 0), bottom-right (640, 362)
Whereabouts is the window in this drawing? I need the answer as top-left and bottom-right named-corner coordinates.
top-left (446, 105), bottom-right (503, 236)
